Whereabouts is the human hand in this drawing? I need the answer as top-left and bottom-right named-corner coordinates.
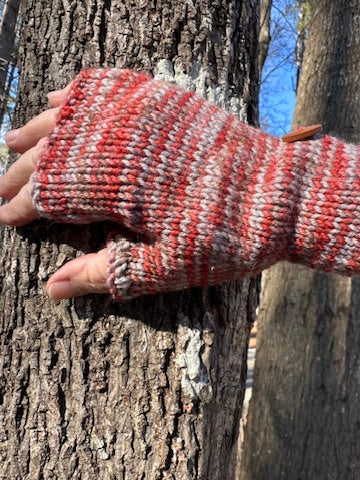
top-left (0, 68), bottom-right (298, 302)
top-left (3, 68), bottom-right (346, 302)
top-left (0, 84), bottom-right (109, 300)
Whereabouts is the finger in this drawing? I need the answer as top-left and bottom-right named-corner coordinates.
top-left (0, 138), bottom-right (47, 200)
top-left (4, 107), bottom-right (59, 154)
top-left (0, 182), bottom-right (39, 226)
top-left (46, 248), bottom-right (109, 300)
top-left (47, 81), bottom-right (73, 108)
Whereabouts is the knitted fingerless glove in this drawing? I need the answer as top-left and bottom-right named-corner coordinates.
top-left (31, 68), bottom-right (360, 300)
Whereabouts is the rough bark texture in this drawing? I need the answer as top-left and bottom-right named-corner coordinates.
top-left (241, 1), bottom-right (360, 479)
top-left (0, 0), bottom-right (20, 87)
top-left (258, 0), bottom-right (271, 75)
top-left (0, 0), bottom-right (21, 126)
top-left (295, 0), bottom-right (307, 91)
top-left (0, 1), bottom-right (260, 478)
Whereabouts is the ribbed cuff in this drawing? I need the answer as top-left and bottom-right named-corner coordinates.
top-left (107, 236), bottom-right (133, 300)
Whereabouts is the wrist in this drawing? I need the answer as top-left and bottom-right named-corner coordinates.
top-left (289, 135), bottom-right (360, 274)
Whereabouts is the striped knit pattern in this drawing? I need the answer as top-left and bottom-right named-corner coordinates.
top-left (31, 68), bottom-right (360, 300)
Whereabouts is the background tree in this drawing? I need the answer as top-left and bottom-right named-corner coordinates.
top-left (241, 1), bottom-right (360, 478)
top-left (258, 0), bottom-right (272, 74)
top-left (0, 0), bottom-right (21, 128)
top-left (294, 0), bottom-right (308, 89)
top-left (0, 1), bottom-right (260, 478)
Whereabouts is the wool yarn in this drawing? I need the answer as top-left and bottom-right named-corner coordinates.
top-left (31, 68), bottom-right (360, 299)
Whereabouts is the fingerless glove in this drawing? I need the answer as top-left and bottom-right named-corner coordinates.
top-left (31, 68), bottom-right (360, 300)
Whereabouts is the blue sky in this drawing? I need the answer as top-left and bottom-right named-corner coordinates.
top-left (260, 0), bottom-right (298, 136)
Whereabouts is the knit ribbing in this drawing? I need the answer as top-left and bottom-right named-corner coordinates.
top-left (31, 68), bottom-right (360, 300)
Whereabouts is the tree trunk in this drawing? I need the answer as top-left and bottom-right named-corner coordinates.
top-left (295, 0), bottom-right (307, 91)
top-left (0, 1), bottom-right (260, 478)
top-left (241, 1), bottom-right (360, 479)
top-left (0, 0), bottom-right (21, 127)
top-left (258, 0), bottom-right (272, 75)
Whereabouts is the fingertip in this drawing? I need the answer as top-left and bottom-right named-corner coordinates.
top-left (0, 182), bottom-right (40, 226)
top-left (46, 249), bottom-right (109, 299)
top-left (47, 90), bottom-right (63, 107)
top-left (4, 128), bottom-right (20, 146)
top-left (46, 280), bottom-right (72, 300)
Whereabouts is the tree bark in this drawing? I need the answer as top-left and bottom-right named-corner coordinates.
top-left (241, 1), bottom-right (360, 479)
top-left (258, 0), bottom-right (272, 76)
top-left (294, 0), bottom-right (307, 91)
top-left (0, 0), bottom-right (21, 127)
top-left (0, 1), bottom-right (260, 478)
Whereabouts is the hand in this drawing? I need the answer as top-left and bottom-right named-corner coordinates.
top-left (0, 84), bottom-right (109, 300)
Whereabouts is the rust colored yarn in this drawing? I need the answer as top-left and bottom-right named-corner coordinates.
top-left (31, 69), bottom-right (360, 299)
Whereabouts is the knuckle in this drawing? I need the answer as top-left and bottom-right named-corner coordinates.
top-left (82, 253), bottom-right (107, 293)
top-left (32, 138), bottom-right (48, 165)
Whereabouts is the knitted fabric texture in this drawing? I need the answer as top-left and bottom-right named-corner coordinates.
top-left (31, 68), bottom-right (360, 300)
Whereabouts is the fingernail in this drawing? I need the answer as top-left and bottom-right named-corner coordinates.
top-left (46, 280), bottom-right (72, 300)
top-left (4, 128), bottom-right (20, 143)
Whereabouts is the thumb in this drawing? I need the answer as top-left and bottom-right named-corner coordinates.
top-left (46, 248), bottom-right (109, 300)
top-left (107, 236), bottom-right (189, 300)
